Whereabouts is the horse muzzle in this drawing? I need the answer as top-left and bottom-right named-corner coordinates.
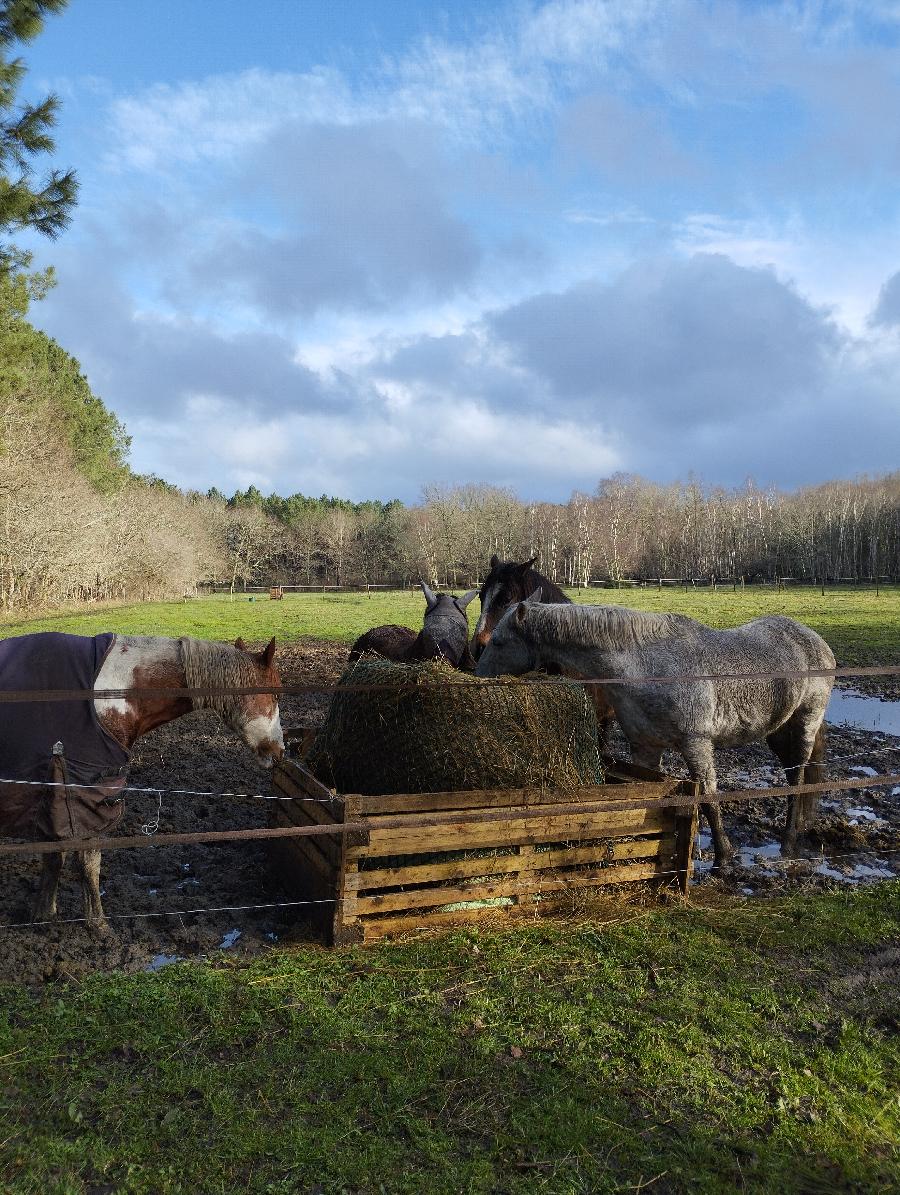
top-left (471, 629), bottom-right (492, 660)
top-left (255, 738), bottom-right (284, 768)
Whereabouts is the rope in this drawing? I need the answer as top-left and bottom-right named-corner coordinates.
top-left (0, 662), bottom-right (895, 702)
top-left (0, 769), bottom-right (896, 859)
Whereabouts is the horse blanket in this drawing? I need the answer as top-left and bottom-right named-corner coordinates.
top-left (0, 632), bottom-right (130, 839)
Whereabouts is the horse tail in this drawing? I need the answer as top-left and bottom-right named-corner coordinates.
top-left (800, 722), bottom-right (827, 829)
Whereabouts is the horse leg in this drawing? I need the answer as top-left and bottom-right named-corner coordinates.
top-left (680, 738), bottom-right (733, 870)
top-left (32, 850), bottom-right (66, 923)
top-left (768, 716), bottom-right (826, 856)
top-left (76, 850), bottom-right (110, 936)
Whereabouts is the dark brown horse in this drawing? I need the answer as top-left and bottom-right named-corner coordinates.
top-left (472, 556), bottom-right (615, 740)
top-left (350, 582), bottom-right (477, 670)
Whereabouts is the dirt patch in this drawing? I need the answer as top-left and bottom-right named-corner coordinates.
top-left (0, 638), bottom-right (897, 986)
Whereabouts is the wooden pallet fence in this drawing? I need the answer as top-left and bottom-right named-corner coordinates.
top-left (268, 742), bottom-right (699, 945)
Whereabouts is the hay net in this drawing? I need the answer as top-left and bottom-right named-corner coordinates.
top-left (307, 658), bottom-right (603, 795)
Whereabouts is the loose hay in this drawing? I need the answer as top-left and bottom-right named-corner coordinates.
top-left (308, 658), bottom-right (603, 795)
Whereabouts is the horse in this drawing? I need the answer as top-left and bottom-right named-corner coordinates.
top-left (475, 596), bottom-right (834, 868)
top-left (350, 582), bottom-right (478, 670)
top-left (472, 556), bottom-right (616, 739)
top-left (0, 631), bottom-right (283, 932)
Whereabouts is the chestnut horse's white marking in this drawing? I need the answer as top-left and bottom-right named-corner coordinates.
top-left (94, 635), bottom-right (178, 720)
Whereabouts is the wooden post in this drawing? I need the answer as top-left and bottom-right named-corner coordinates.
top-left (331, 794), bottom-right (363, 945)
top-left (674, 783), bottom-right (699, 895)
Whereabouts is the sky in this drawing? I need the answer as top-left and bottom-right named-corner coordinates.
top-left (15, 0), bottom-right (900, 502)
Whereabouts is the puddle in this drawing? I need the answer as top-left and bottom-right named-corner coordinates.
top-left (846, 807), bottom-right (886, 826)
top-left (147, 954), bottom-right (181, 972)
top-left (737, 841), bottom-right (783, 869)
top-left (694, 830), bottom-right (898, 887)
top-left (827, 690), bottom-right (900, 734)
top-left (219, 928), bottom-right (242, 949)
top-left (815, 862), bottom-right (895, 883)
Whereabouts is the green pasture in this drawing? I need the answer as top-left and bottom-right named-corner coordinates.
top-left (0, 883), bottom-right (897, 1194)
top-left (1, 584), bottom-right (898, 665)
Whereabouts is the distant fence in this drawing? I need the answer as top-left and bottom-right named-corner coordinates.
top-left (199, 576), bottom-right (898, 597)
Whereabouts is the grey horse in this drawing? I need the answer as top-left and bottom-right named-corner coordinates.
top-left (350, 582), bottom-right (478, 670)
top-left (476, 595), bottom-right (835, 867)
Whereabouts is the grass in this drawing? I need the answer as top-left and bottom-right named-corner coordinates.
top-left (0, 882), bottom-right (897, 1193)
top-left (1, 583), bottom-right (898, 666)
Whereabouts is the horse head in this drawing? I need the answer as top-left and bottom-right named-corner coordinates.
top-left (474, 588), bottom-right (543, 676)
top-left (226, 636), bottom-right (284, 768)
top-left (416, 581), bottom-right (478, 667)
top-left (472, 556), bottom-right (541, 659)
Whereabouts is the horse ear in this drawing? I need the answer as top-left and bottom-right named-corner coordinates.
top-left (234, 637), bottom-right (247, 651)
top-left (515, 602), bottom-right (529, 625)
top-left (458, 589), bottom-right (478, 609)
top-left (526, 586), bottom-right (543, 604)
top-left (517, 557), bottom-right (538, 575)
top-left (489, 554), bottom-right (500, 569)
top-left (263, 637), bottom-right (276, 667)
top-left (420, 580), bottom-right (438, 609)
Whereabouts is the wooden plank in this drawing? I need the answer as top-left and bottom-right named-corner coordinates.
top-left (355, 806), bottom-right (671, 858)
top-left (352, 777), bottom-right (677, 815)
top-left (353, 835), bottom-right (675, 891)
top-left (271, 797), bottom-right (342, 866)
top-left (270, 809), bottom-right (336, 878)
top-left (674, 805), bottom-right (698, 894)
top-left (358, 866), bottom-right (662, 940)
top-left (275, 758), bottom-right (339, 806)
top-left (332, 849), bottom-right (361, 946)
top-left (600, 754), bottom-right (671, 783)
top-left (355, 860), bottom-right (663, 915)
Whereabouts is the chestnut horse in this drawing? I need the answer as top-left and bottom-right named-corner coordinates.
top-left (472, 556), bottom-right (615, 739)
top-left (0, 633), bottom-right (283, 932)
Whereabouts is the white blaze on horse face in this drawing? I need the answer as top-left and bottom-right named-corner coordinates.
top-left (241, 706), bottom-right (284, 767)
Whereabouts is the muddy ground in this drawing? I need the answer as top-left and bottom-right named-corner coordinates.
top-left (0, 638), bottom-right (897, 987)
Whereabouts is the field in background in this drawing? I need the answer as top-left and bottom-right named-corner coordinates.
top-left (1, 584), bottom-right (898, 665)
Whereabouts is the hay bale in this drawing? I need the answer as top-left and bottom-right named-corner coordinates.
top-left (308, 658), bottom-right (603, 795)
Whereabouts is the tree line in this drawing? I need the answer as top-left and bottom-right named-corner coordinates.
top-left (210, 473), bottom-right (900, 594)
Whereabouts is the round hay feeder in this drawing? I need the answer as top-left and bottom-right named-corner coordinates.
top-left (307, 658), bottom-right (603, 795)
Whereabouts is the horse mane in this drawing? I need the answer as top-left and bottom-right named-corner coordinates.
top-left (523, 565), bottom-right (570, 605)
top-left (179, 637), bottom-right (263, 716)
top-left (522, 603), bottom-right (687, 650)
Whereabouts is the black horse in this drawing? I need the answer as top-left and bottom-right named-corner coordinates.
top-left (472, 555), bottom-right (615, 741)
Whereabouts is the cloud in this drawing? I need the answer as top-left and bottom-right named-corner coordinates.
top-left (489, 253), bottom-right (841, 424)
top-left (560, 93), bottom-right (693, 185)
top-left (869, 269), bottom-right (900, 327)
top-left (179, 121), bottom-right (483, 317)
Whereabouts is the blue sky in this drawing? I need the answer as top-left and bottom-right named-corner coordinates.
top-left (16, 0), bottom-right (900, 500)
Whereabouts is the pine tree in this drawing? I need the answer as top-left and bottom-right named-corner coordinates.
top-left (0, 0), bottom-right (77, 276)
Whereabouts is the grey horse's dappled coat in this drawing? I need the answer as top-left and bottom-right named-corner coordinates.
top-left (476, 600), bottom-right (835, 866)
